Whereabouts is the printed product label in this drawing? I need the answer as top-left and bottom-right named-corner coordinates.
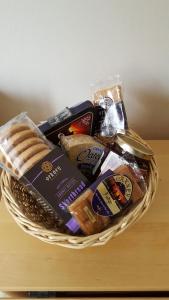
top-left (76, 146), bottom-right (104, 180)
top-left (97, 182), bottom-right (120, 215)
top-left (92, 173), bottom-right (132, 217)
top-left (113, 175), bottom-right (133, 201)
top-left (77, 146), bottom-right (104, 165)
top-left (21, 147), bottom-right (89, 232)
top-left (46, 112), bottom-right (94, 143)
top-left (84, 206), bottom-right (96, 223)
top-left (69, 112), bottom-right (93, 134)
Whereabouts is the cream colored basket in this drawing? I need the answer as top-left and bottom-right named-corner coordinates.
top-left (0, 130), bottom-right (158, 249)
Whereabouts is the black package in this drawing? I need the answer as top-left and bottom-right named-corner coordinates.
top-left (39, 100), bottom-right (95, 145)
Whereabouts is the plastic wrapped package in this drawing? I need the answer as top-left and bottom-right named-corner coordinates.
top-left (0, 113), bottom-right (90, 234)
top-left (0, 113), bottom-right (53, 178)
top-left (92, 76), bottom-right (128, 137)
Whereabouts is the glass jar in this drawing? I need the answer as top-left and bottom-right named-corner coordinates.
top-left (111, 133), bottom-right (153, 178)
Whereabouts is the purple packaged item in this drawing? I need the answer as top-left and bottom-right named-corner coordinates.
top-left (21, 146), bottom-right (89, 233)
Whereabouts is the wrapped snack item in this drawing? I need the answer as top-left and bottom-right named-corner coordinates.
top-left (20, 146), bottom-right (89, 234)
top-left (68, 188), bottom-right (110, 235)
top-left (59, 133), bottom-right (105, 181)
top-left (92, 77), bottom-right (128, 137)
top-left (94, 147), bottom-right (147, 203)
top-left (0, 113), bottom-right (89, 234)
top-left (69, 170), bottom-right (132, 235)
top-left (0, 113), bottom-right (53, 178)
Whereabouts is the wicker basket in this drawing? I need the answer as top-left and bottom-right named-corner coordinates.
top-left (0, 130), bottom-right (158, 249)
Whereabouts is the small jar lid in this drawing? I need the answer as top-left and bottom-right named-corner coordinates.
top-left (114, 133), bottom-right (153, 160)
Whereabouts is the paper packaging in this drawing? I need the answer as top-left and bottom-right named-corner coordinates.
top-left (20, 146), bottom-right (89, 234)
top-left (69, 169), bottom-right (132, 235)
top-left (39, 100), bottom-right (95, 145)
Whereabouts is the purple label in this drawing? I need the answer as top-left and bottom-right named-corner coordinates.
top-left (66, 217), bottom-right (80, 233)
top-left (92, 190), bottom-right (113, 216)
top-left (90, 169), bottom-right (113, 191)
top-left (91, 170), bottom-right (132, 217)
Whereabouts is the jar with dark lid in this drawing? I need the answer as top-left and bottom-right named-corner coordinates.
top-left (111, 133), bottom-right (153, 173)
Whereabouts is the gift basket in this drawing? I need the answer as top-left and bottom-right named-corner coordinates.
top-left (0, 78), bottom-right (158, 249)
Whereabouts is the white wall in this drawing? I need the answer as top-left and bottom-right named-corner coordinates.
top-left (0, 0), bottom-right (169, 139)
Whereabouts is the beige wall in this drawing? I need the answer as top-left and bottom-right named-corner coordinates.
top-left (0, 0), bottom-right (168, 139)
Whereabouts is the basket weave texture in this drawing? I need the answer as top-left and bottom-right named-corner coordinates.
top-left (0, 130), bottom-right (159, 249)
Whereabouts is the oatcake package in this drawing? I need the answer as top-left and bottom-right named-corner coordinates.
top-left (39, 100), bottom-right (95, 145)
top-left (59, 133), bottom-right (105, 182)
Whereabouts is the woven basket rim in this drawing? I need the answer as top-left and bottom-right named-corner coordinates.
top-left (0, 130), bottom-right (159, 249)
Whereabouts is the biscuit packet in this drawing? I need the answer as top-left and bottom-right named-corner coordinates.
top-left (0, 112), bottom-right (53, 178)
top-left (0, 113), bottom-right (89, 235)
top-left (92, 76), bottom-right (128, 137)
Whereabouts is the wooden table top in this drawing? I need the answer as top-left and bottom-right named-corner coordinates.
top-left (0, 140), bottom-right (168, 292)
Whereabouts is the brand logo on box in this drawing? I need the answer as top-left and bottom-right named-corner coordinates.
top-left (41, 160), bottom-right (62, 181)
top-left (41, 161), bottom-right (53, 173)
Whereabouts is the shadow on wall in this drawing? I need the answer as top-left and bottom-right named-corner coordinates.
top-left (0, 92), bottom-right (54, 125)
top-left (127, 89), bottom-right (169, 140)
